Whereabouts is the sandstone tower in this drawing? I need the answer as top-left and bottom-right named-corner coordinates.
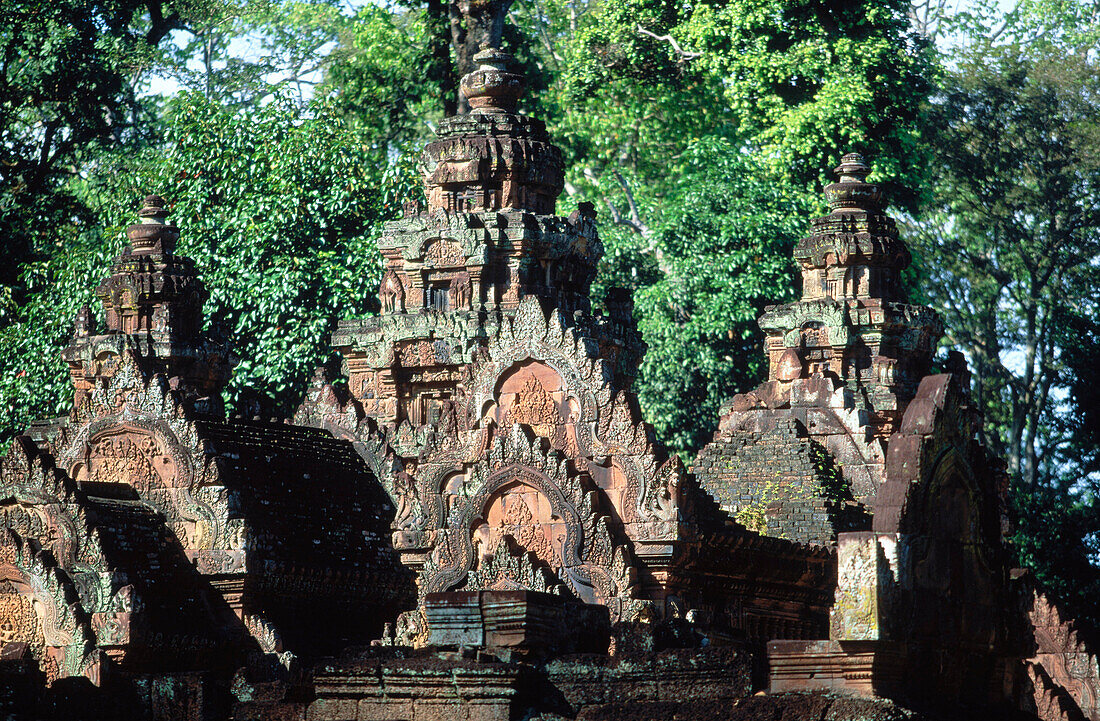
top-left (296, 46), bottom-right (832, 641)
top-left (0, 42), bottom-right (1096, 721)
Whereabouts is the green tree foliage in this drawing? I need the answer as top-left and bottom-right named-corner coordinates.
top-left (907, 5), bottom-right (1100, 627)
top-left (322, 4), bottom-right (444, 155)
top-left (0, 94), bottom-right (416, 437)
top-left (909, 46), bottom-right (1100, 489)
top-left (1011, 298), bottom-right (1100, 630)
top-left (596, 140), bottom-right (811, 452)
top-left (0, 0), bottom-right (186, 317)
top-left (560, 0), bottom-right (933, 196)
top-left (544, 0), bottom-right (934, 455)
top-left (1012, 486), bottom-right (1100, 631)
top-left (155, 0), bottom-right (347, 105)
top-left (680, 0), bottom-right (933, 196)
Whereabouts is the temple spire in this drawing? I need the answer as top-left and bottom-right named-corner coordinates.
top-left (757, 151), bottom-right (942, 436)
top-left (793, 151), bottom-right (909, 305)
top-left (62, 195), bottom-right (231, 414)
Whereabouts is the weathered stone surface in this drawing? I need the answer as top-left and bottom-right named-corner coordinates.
top-left (829, 533), bottom-right (895, 642)
top-left (296, 46), bottom-right (831, 650)
top-left (424, 589), bottom-right (609, 658)
top-left (2, 37), bottom-right (1098, 721)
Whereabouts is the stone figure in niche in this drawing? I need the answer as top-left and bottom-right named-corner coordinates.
top-left (452, 272), bottom-right (472, 309)
top-left (381, 270), bottom-right (406, 313)
top-left (72, 306), bottom-right (94, 338)
top-left (441, 472), bottom-right (465, 520)
top-left (508, 377), bottom-right (558, 438)
top-left (472, 520), bottom-right (494, 569)
top-left (393, 461), bottom-right (425, 531)
top-left (438, 399), bottom-right (458, 435)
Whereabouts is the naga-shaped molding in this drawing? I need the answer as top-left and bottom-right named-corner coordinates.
top-left (243, 612), bottom-right (297, 672)
top-left (418, 424), bottom-right (638, 620)
top-left (465, 537), bottom-right (565, 595)
top-left (471, 298), bottom-right (611, 456)
top-left (0, 527), bottom-right (104, 685)
top-left (0, 439), bottom-right (115, 601)
top-left (73, 347), bottom-right (190, 425)
top-left (1026, 590), bottom-right (1100, 720)
top-left (474, 298), bottom-right (606, 391)
top-left (293, 367), bottom-right (366, 432)
top-left (383, 214), bottom-right (491, 261)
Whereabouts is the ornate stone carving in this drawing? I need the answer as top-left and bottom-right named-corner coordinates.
top-left (62, 196), bottom-right (232, 413)
top-left (294, 48), bottom-right (838, 648)
top-left (381, 269), bottom-right (406, 313)
top-left (0, 528), bottom-right (102, 684)
top-left (1027, 591), bottom-right (1100, 720)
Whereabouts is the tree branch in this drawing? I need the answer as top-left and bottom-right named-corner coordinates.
top-left (636, 25), bottom-right (700, 61)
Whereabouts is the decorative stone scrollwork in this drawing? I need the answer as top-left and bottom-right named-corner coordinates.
top-left (416, 424), bottom-right (637, 618)
top-left (0, 528), bottom-right (101, 684)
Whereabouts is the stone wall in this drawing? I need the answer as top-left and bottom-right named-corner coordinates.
top-left (303, 646), bottom-right (752, 721)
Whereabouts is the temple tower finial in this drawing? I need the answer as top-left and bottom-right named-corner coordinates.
top-left (461, 45), bottom-right (525, 114)
top-left (756, 151), bottom-right (942, 436)
top-left (127, 194), bottom-right (179, 255)
top-left (825, 153), bottom-right (884, 213)
top-left (422, 47), bottom-right (563, 216)
top-left (62, 195), bottom-right (232, 414)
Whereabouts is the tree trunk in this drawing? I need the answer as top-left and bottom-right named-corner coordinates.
top-left (448, 0), bottom-right (515, 114)
top-left (426, 0), bottom-right (458, 117)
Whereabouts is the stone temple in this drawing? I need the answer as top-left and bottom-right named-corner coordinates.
top-left (1, 46), bottom-right (1098, 721)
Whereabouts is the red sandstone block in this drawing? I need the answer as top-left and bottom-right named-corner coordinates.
top-left (465, 703), bottom-right (510, 721)
top-left (884, 434), bottom-right (922, 482)
top-left (872, 505), bottom-right (902, 533)
top-left (874, 482), bottom-right (909, 507)
top-left (306, 698), bottom-right (357, 721)
top-left (357, 700), bottom-right (412, 721)
top-left (898, 398), bottom-right (936, 435)
top-left (412, 701), bottom-right (468, 721)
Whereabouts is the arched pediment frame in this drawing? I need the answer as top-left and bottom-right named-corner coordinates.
top-left (0, 528), bottom-right (103, 685)
top-left (0, 438), bottom-right (109, 574)
top-left (59, 399), bottom-right (229, 553)
top-left (419, 425), bottom-right (637, 616)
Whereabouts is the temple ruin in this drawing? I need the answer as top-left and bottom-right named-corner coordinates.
top-left (1, 46), bottom-right (1098, 721)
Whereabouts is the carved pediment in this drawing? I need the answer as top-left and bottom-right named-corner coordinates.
top-left (422, 239), bottom-right (466, 267)
top-left (74, 425), bottom-right (179, 492)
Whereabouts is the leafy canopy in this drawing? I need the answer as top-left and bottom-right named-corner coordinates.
top-left (0, 93), bottom-right (418, 436)
top-left (546, 0), bottom-right (934, 455)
